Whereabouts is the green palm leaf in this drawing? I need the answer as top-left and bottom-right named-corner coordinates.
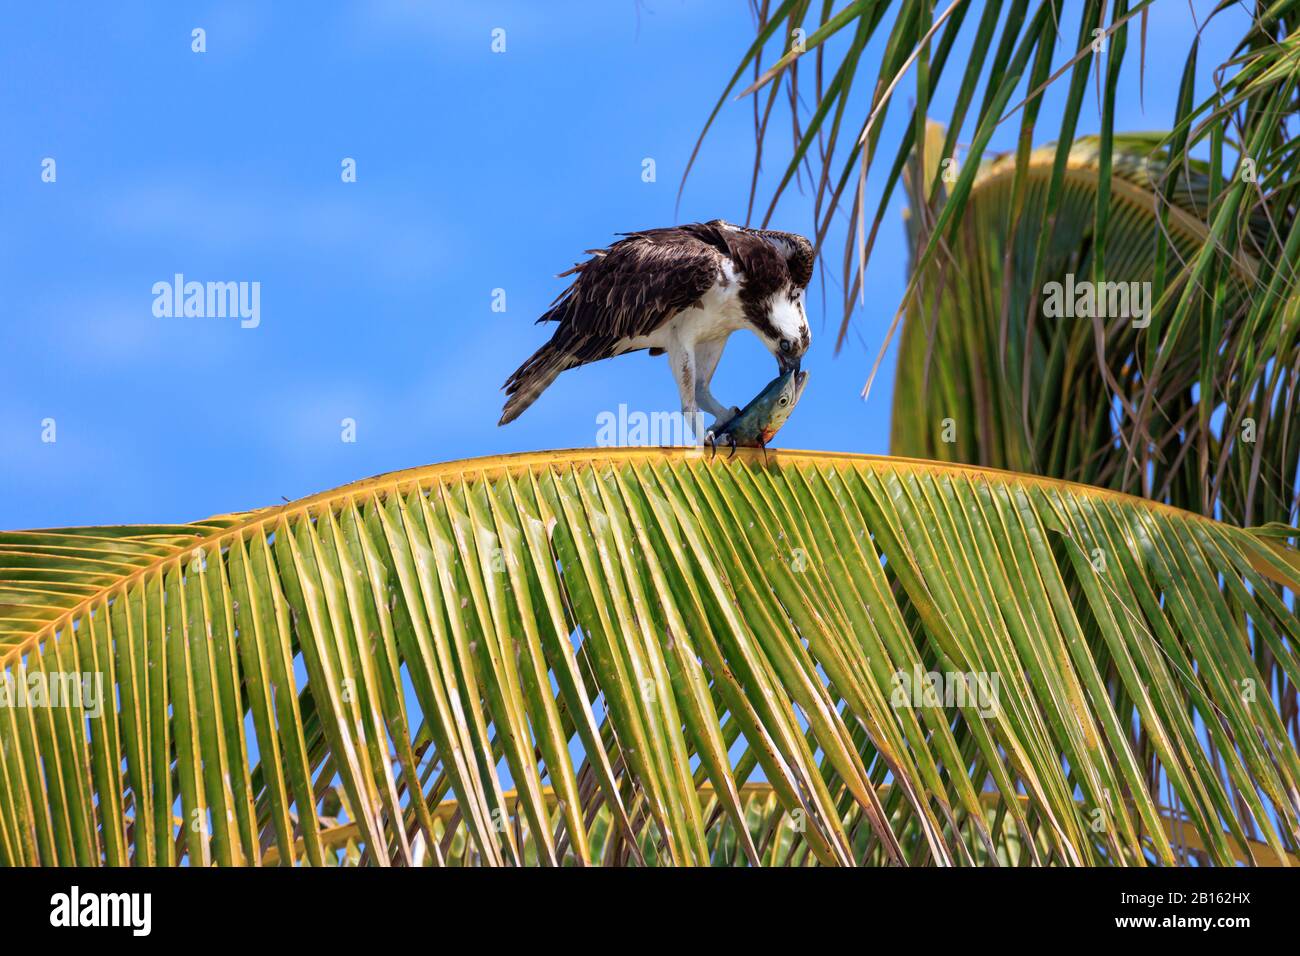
top-left (2, 450), bottom-right (1297, 865)
top-left (891, 131), bottom-right (1293, 522)
top-left (347, 783), bottom-right (1300, 867)
top-left (700, 4), bottom-right (1300, 514)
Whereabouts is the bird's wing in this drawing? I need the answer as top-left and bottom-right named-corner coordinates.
top-left (539, 226), bottom-right (728, 353)
top-left (500, 226), bottom-right (728, 425)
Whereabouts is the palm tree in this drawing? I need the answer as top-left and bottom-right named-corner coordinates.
top-left (3, 3), bottom-right (1300, 866)
top-left (691, 2), bottom-right (1299, 525)
top-left (685, 0), bottom-right (1300, 863)
top-left (2, 449), bottom-right (1298, 865)
top-left (891, 126), bottom-right (1295, 526)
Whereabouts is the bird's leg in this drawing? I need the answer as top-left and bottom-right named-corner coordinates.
top-left (669, 344), bottom-right (705, 446)
top-left (693, 338), bottom-right (740, 431)
top-left (697, 385), bottom-right (740, 430)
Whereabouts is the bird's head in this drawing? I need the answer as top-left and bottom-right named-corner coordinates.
top-left (760, 283), bottom-right (811, 375)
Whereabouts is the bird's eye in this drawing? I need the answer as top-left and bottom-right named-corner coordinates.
top-left (779, 339), bottom-right (792, 353)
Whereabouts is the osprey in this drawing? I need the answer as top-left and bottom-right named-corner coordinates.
top-left (499, 219), bottom-right (813, 431)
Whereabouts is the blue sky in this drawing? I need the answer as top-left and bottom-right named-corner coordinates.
top-left (0, 1), bottom-right (1245, 529)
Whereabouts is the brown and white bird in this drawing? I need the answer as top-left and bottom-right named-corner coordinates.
top-left (499, 219), bottom-right (813, 430)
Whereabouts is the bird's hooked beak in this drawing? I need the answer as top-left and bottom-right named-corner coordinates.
top-left (777, 353), bottom-right (801, 375)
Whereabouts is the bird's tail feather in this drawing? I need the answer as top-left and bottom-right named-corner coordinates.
top-left (499, 340), bottom-right (573, 425)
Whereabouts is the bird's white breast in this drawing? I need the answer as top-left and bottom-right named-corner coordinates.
top-left (618, 260), bottom-right (745, 354)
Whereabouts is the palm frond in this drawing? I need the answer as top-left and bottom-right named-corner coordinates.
top-left (892, 132), bottom-right (1298, 528)
top-left (2, 449), bottom-right (1298, 865)
top-left (699, 4), bottom-right (1300, 490)
top-left (291, 784), bottom-right (1296, 867)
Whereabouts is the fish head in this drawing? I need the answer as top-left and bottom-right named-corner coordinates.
top-left (758, 369), bottom-right (809, 438)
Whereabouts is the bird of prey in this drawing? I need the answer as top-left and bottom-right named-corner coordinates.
top-left (499, 219), bottom-right (813, 432)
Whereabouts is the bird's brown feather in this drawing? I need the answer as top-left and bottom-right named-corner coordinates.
top-left (499, 220), bottom-right (814, 424)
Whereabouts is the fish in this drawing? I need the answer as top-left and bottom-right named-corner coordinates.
top-left (705, 369), bottom-right (809, 459)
